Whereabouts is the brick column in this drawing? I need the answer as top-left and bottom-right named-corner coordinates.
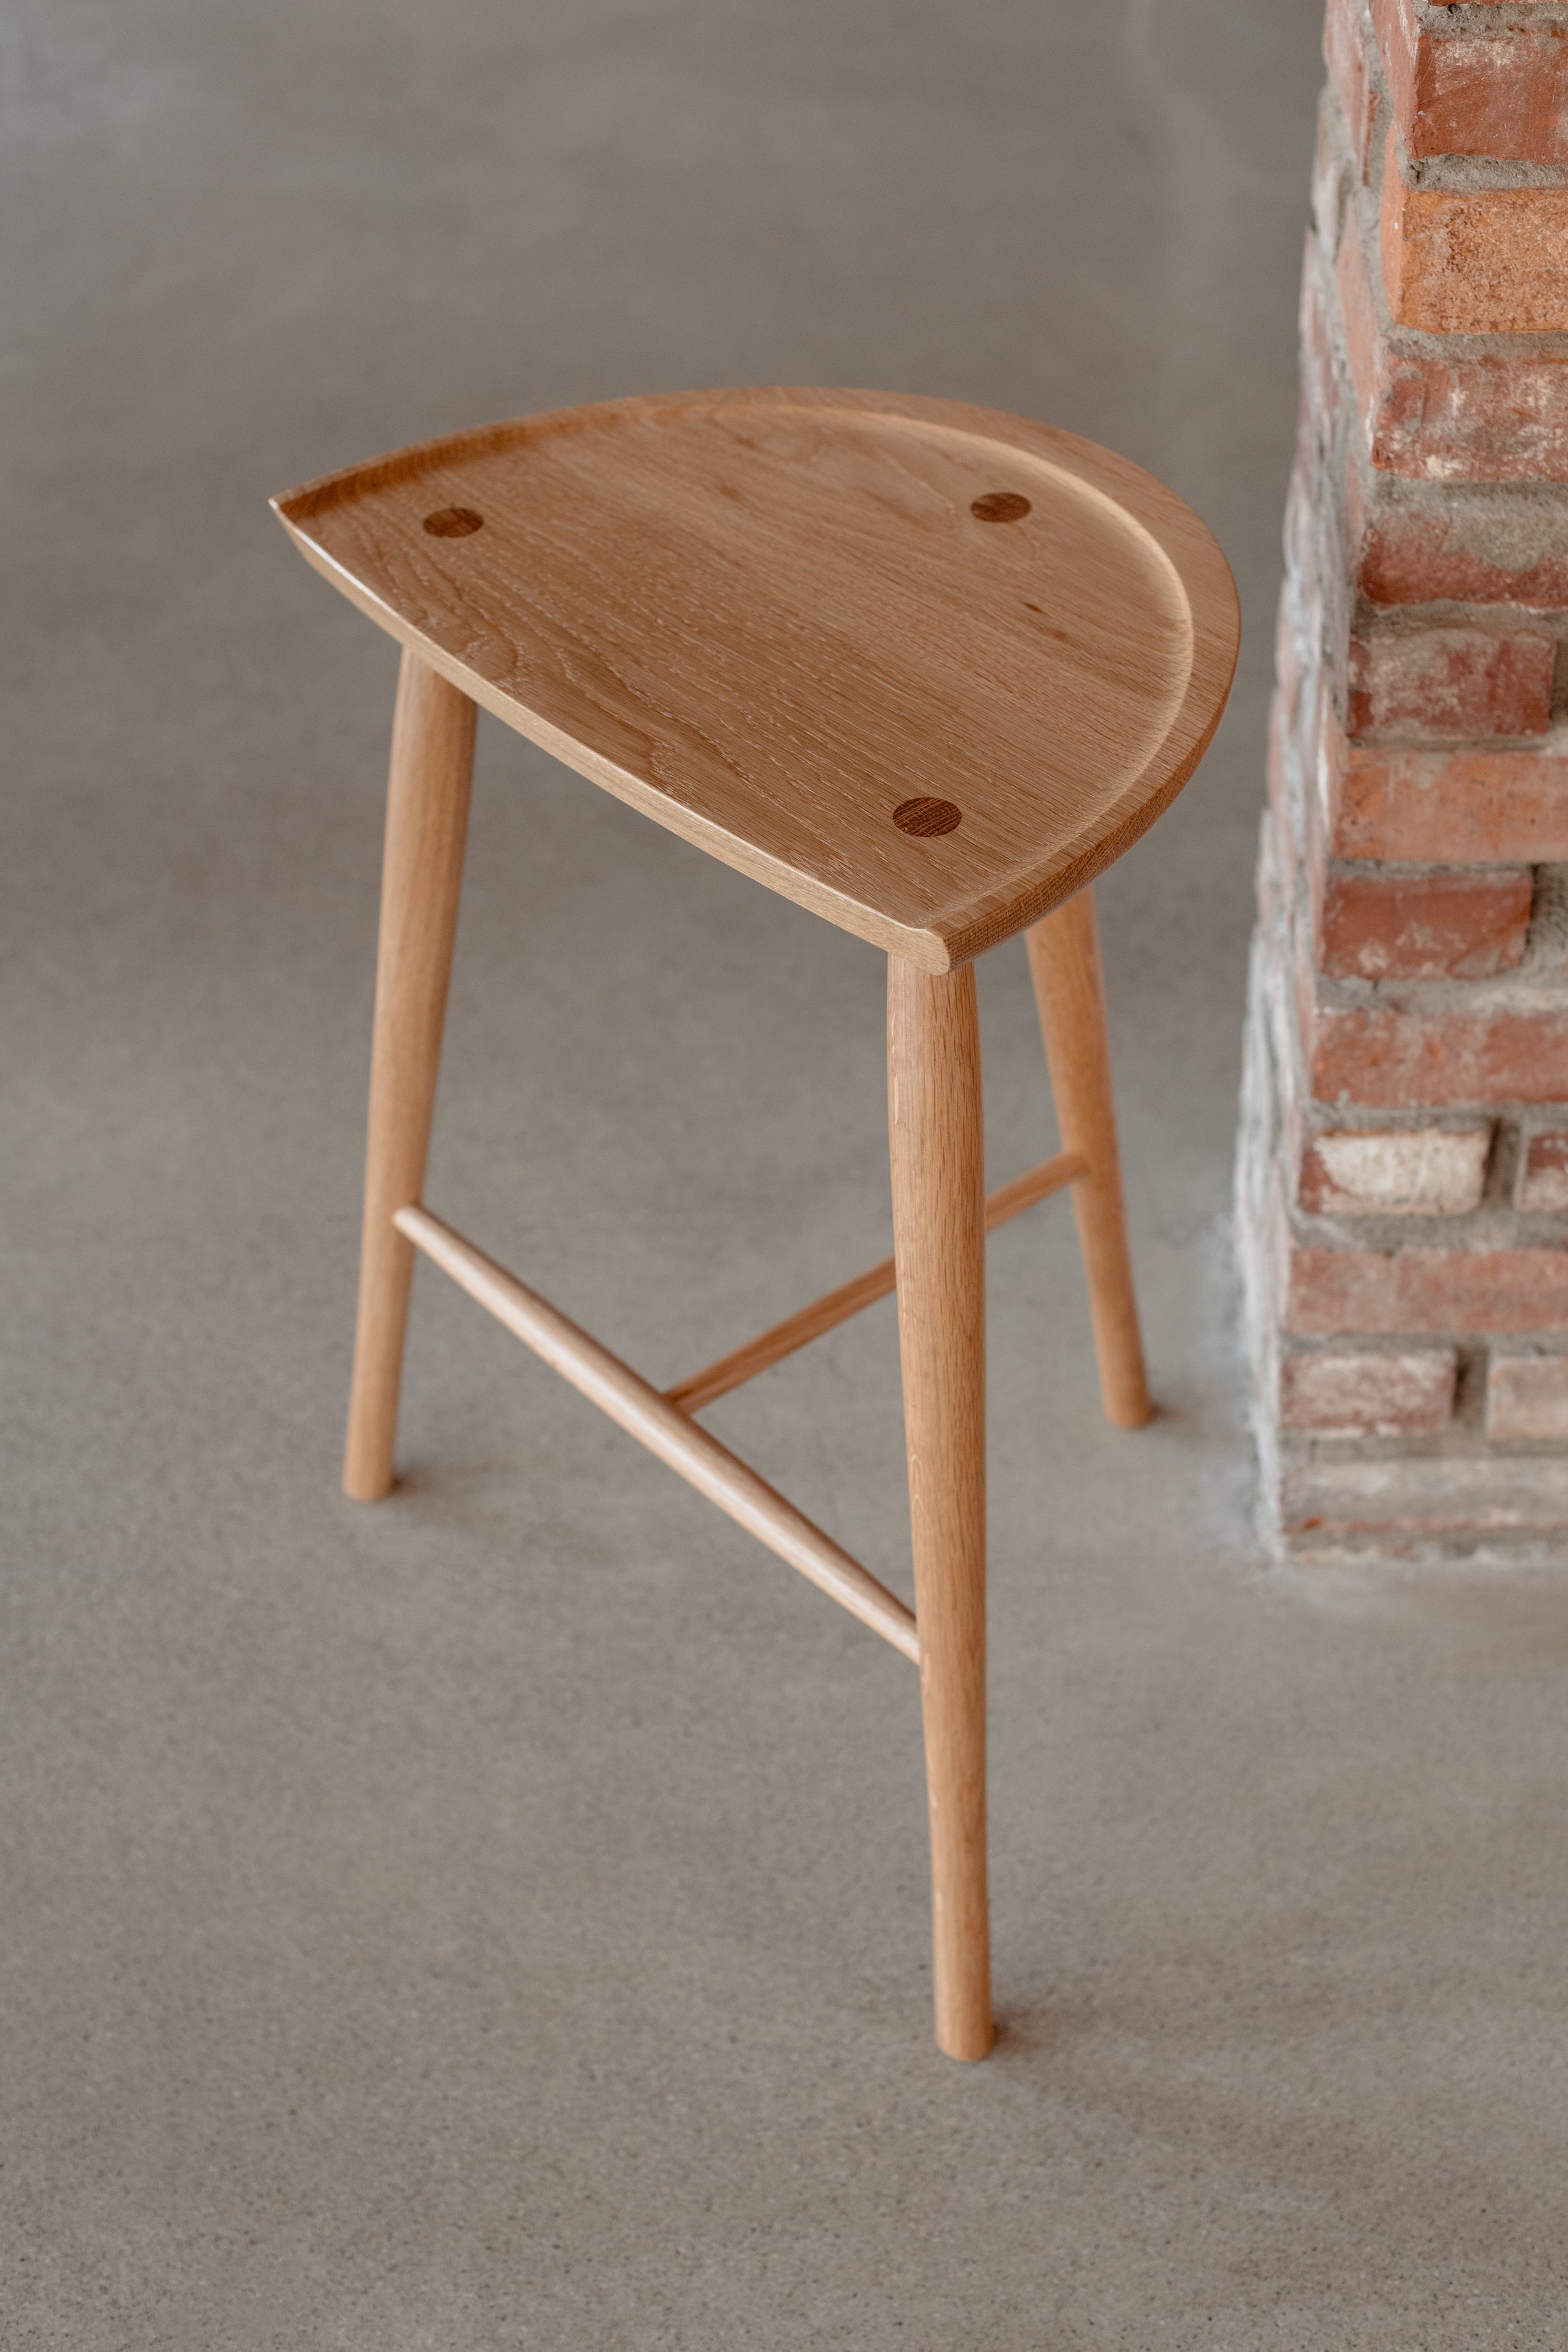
top-left (1237, 0), bottom-right (1568, 1549)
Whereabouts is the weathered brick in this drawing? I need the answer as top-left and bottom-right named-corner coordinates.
top-left (1326, 0), bottom-right (1382, 179)
top-left (1284, 466), bottom-right (1351, 713)
top-left (1310, 1001), bottom-right (1568, 1106)
top-left (1274, 571), bottom-right (1306, 746)
top-left (1346, 470), bottom-right (1568, 609)
top-left (1284, 1243), bottom-right (1568, 1333)
top-left (1518, 1130), bottom-right (1568, 1211)
top-left (1300, 1122), bottom-right (1491, 1212)
top-left (1243, 10), bottom-right (1568, 1550)
top-left (1346, 629), bottom-right (1555, 741)
top-left (1299, 237), bottom-right (1344, 468)
top-left (1370, 0), bottom-right (1423, 143)
top-left (1357, 513), bottom-right (1568, 609)
top-left (1281, 1453), bottom-right (1568, 1537)
top-left (1381, 132), bottom-right (1568, 332)
top-left (1338, 218), bottom-right (1568, 483)
top-left (1281, 1345), bottom-right (1457, 1432)
top-left (1372, 0), bottom-right (1568, 165)
top-left (1488, 1352), bottom-right (1568, 1438)
top-left (1265, 690), bottom-right (1298, 913)
top-left (1329, 735), bottom-right (1568, 862)
top-left (1319, 867), bottom-right (1531, 978)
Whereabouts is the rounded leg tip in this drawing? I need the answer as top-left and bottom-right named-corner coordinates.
top-left (937, 2021), bottom-right (996, 2063)
top-left (1107, 1396), bottom-right (1154, 1430)
top-left (935, 1983), bottom-right (995, 2062)
top-left (343, 1466), bottom-right (395, 1503)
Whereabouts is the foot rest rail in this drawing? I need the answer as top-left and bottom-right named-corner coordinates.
top-left (395, 1205), bottom-right (920, 1663)
top-left (665, 1149), bottom-right (1087, 1415)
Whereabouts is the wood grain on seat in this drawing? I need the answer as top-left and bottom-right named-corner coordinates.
top-left (273, 387), bottom-right (1239, 971)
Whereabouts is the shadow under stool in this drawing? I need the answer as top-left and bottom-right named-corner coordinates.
top-left (273, 387), bottom-right (1239, 2060)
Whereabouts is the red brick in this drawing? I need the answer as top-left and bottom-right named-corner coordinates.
top-left (1284, 1243), bottom-right (1568, 1333)
top-left (1382, 131), bottom-right (1568, 332)
top-left (1488, 1352), bottom-right (1568, 1438)
top-left (1346, 629), bottom-right (1555, 741)
top-left (1338, 220), bottom-right (1568, 484)
top-left (1371, 0), bottom-right (1568, 166)
top-left (1319, 867), bottom-right (1532, 978)
top-left (1518, 1131), bottom-right (1568, 1211)
top-left (1281, 1345), bottom-right (1456, 1432)
top-left (1310, 1001), bottom-right (1568, 1106)
top-left (1325, 0), bottom-right (1382, 179)
top-left (1328, 736), bottom-right (1568, 862)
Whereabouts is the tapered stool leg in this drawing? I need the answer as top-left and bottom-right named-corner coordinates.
top-left (344, 650), bottom-right (477, 1501)
top-left (887, 956), bottom-right (992, 2062)
top-left (1025, 888), bottom-right (1151, 1430)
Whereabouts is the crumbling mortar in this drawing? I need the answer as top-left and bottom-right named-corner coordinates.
top-left (1235, 937), bottom-right (1286, 1505)
top-left (1303, 1103), bottom-right (1499, 1132)
top-left (1507, 1210), bottom-right (1568, 1239)
top-left (1484, 1113), bottom-right (1521, 1205)
top-left (1348, 596), bottom-right (1568, 638)
top-left (1287, 1525), bottom-right (1568, 1562)
top-left (1323, 854), bottom-right (1537, 879)
top-left (1285, 1333), bottom-right (1455, 1355)
top-left (1344, 424), bottom-right (1568, 571)
top-left (1314, 85), bottom-right (1356, 262)
top-left (1281, 1198), bottom-right (1541, 1250)
top-left (1303, 940), bottom-right (1568, 1011)
top-left (1295, 1417), bottom-right (1483, 1466)
top-left (1342, 0), bottom-right (1393, 151)
top-left (1404, 153), bottom-right (1568, 194)
top-left (1414, 1), bottom-right (1568, 31)
top-left (1453, 1344), bottom-right (1490, 1430)
top-left (1301, 244), bottom-right (1356, 477)
top-left (1522, 858), bottom-right (1568, 964)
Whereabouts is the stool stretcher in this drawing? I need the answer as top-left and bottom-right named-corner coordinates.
top-left (665, 1149), bottom-right (1086, 1415)
top-left (395, 1205), bottom-right (920, 1662)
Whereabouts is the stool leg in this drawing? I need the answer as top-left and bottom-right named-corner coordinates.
top-left (887, 956), bottom-right (992, 2062)
top-left (343, 649), bottom-right (477, 1501)
top-left (1025, 888), bottom-right (1151, 1430)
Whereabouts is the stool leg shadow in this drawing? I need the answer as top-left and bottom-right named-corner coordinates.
top-left (1025, 888), bottom-right (1152, 1431)
top-left (343, 649), bottom-right (477, 1502)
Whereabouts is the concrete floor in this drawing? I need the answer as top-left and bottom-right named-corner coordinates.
top-left (8, 1), bottom-right (1568, 2342)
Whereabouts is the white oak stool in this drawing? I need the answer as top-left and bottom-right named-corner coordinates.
top-left (273, 389), bottom-right (1238, 2061)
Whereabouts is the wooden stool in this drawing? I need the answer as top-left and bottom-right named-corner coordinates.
top-left (273, 389), bottom-right (1238, 2060)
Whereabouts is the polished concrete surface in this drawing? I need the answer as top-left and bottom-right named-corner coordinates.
top-left (9, 2), bottom-right (1568, 2342)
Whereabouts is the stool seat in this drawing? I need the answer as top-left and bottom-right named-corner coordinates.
top-left (274, 387), bottom-right (1237, 970)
